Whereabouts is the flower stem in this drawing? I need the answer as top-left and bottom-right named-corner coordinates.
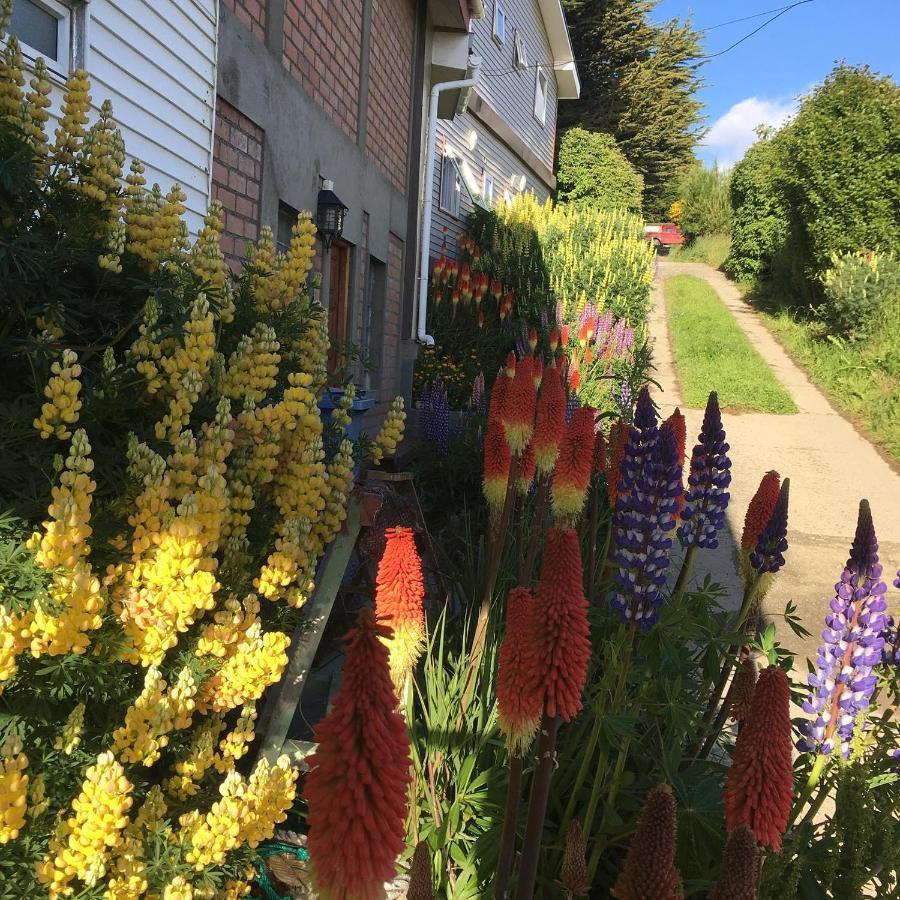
top-left (789, 754), bottom-right (829, 828)
top-left (514, 714), bottom-right (562, 900)
top-left (494, 754), bottom-right (524, 898)
top-left (671, 544), bottom-right (697, 604)
top-left (523, 477), bottom-right (550, 586)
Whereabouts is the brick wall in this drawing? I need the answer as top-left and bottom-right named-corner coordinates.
top-left (365, 0), bottom-right (415, 191)
top-left (354, 212), bottom-right (370, 347)
top-left (212, 98), bottom-right (264, 270)
top-left (221, 0), bottom-right (267, 40)
top-left (381, 233), bottom-right (404, 398)
top-left (283, 0), bottom-right (362, 141)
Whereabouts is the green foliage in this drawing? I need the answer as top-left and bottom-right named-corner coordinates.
top-left (665, 274), bottom-right (797, 413)
top-left (674, 163), bottom-right (731, 240)
top-left (725, 64), bottom-right (900, 299)
top-left (667, 233), bottom-right (731, 269)
top-left (555, 127), bottom-right (644, 212)
top-left (820, 250), bottom-right (900, 340)
top-left (560, 0), bottom-right (705, 218)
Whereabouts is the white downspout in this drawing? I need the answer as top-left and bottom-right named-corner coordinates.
top-left (417, 57), bottom-right (482, 346)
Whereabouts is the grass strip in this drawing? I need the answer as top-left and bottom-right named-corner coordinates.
top-left (665, 274), bottom-right (797, 413)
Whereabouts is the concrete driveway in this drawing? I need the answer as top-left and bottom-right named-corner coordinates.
top-left (650, 260), bottom-right (900, 667)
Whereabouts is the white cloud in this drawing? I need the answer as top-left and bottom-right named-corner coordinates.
top-left (701, 97), bottom-right (798, 168)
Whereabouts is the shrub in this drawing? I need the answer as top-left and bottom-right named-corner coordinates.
top-left (820, 249), bottom-right (900, 339)
top-left (674, 162), bottom-right (731, 240)
top-left (556, 127), bottom-right (644, 212)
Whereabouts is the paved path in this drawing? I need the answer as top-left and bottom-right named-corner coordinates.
top-left (651, 260), bottom-right (900, 665)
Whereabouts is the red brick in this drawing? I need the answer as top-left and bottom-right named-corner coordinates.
top-left (221, 0), bottom-right (267, 39)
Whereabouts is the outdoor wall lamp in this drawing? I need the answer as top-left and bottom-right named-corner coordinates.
top-left (316, 180), bottom-right (347, 251)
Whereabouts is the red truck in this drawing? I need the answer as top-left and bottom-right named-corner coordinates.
top-left (643, 223), bottom-right (685, 251)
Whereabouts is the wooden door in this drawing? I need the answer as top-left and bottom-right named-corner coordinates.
top-left (327, 241), bottom-right (351, 377)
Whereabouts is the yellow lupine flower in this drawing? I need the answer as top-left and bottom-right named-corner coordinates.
top-left (371, 396), bottom-right (406, 463)
top-left (215, 703), bottom-right (257, 773)
top-left (54, 702), bottom-right (86, 754)
top-left (34, 349), bottom-right (82, 440)
top-left (163, 876), bottom-right (195, 900)
top-left (0, 735), bottom-right (28, 844)
top-left (51, 69), bottom-right (91, 171)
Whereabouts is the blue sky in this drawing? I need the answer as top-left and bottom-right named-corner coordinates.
top-left (652, 0), bottom-right (900, 167)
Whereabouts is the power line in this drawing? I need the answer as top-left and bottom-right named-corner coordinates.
top-left (478, 0), bottom-right (816, 77)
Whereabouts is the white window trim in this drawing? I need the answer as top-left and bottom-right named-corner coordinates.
top-left (480, 169), bottom-right (495, 209)
top-left (513, 29), bottom-right (528, 71)
top-left (439, 153), bottom-right (462, 218)
top-left (6, 0), bottom-right (77, 80)
top-left (492, 0), bottom-right (507, 46)
top-left (534, 65), bottom-right (548, 125)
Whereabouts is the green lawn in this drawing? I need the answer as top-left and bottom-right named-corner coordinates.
top-left (666, 233), bottom-right (731, 269)
top-left (665, 274), bottom-right (798, 413)
top-left (759, 306), bottom-right (900, 463)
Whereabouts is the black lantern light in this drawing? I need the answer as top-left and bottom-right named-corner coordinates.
top-left (316, 180), bottom-right (347, 251)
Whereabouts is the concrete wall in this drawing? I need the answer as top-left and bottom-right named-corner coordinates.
top-left (216, 1), bottom-right (424, 418)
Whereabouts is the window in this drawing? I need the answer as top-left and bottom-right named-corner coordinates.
top-left (513, 30), bottom-right (528, 71)
top-left (8, 0), bottom-right (72, 75)
top-left (492, 0), bottom-right (507, 45)
top-left (534, 66), bottom-right (549, 125)
top-left (276, 201), bottom-right (299, 253)
top-left (481, 170), bottom-right (495, 208)
top-left (439, 154), bottom-right (461, 218)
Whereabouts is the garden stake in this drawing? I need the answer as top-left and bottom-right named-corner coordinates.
top-left (514, 714), bottom-right (562, 900)
top-left (494, 754), bottom-right (525, 898)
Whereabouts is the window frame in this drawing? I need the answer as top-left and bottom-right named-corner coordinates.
top-left (439, 153), bottom-right (462, 218)
top-left (533, 65), bottom-right (549, 125)
top-left (7, 0), bottom-right (74, 79)
top-left (513, 29), bottom-right (528, 72)
top-left (492, 0), bottom-right (507, 46)
top-left (481, 169), bottom-right (496, 208)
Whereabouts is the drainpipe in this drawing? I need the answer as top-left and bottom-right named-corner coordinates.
top-left (417, 56), bottom-right (482, 346)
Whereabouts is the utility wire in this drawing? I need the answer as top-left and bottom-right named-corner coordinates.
top-left (478, 0), bottom-right (816, 77)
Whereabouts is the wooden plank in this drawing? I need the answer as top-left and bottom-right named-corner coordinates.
top-left (255, 498), bottom-right (363, 765)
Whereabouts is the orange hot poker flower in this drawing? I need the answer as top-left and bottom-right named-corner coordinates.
top-left (529, 328), bottom-right (538, 351)
top-left (483, 419), bottom-right (512, 516)
top-left (532, 356), bottom-right (543, 389)
top-left (532, 527), bottom-right (591, 721)
top-left (741, 471), bottom-right (781, 550)
top-left (516, 439), bottom-right (536, 495)
top-left (724, 665), bottom-right (793, 851)
top-left (374, 527), bottom-right (426, 689)
top-left (503, 355), bottom-right (537, 454)
top-left (613, 784), bottom-right (682, 900)
top-left (532, 366), bottom-right (566, 476)
top-left (606, 420), bottom-right (629, 509)
top-left (551, 406), bottom-right (596, 525)
top-left (305, 609), bottom-right (411, 900)
top-left (496, 588), bottom-right (543, 754)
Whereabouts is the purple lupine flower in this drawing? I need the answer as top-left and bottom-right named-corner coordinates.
top-left (612, 319), bottom-right (627, 356)
top-left (596, 309), bottom-right (614, 345)
top-left (617, 381), bottom-right (633, 417)
top-left (420, 382), bottom-right (434, 439)
top-left (622, 325), bottom-right (635, 354)
top-left (881, 616), bottom-right (898, 667)
top-left (516, 328), bottom-right (529, 359)
top-left (429, 379), bottom-right (450, 455)
top-left (555, 299), bottom-right (564, 328)
top-left (677, 392), bottom-right (732, 550)
top-left (609, 388), bottom-right (683, 630)
top-left (471, 372), bottom-right (486, 416)
top-left (564, 391), bottom-right (580, 423)
top-left (540, 307), bottom-right (550, 331)
top-left (799, 500), bottom-right (890, 757)
top-left (748, 479), bottom-right (790, 574)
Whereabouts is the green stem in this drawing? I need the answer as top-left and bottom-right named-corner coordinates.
top-left (586, 483), bottom-right (601, 599)
top-left (671, 544), bottom-right (697, 604)
top-left (586, 735), bottom-right (633, 883)
top-left (789, 754), bottom-right (829, 828)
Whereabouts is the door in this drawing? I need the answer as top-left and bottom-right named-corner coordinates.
top-left (327, 241), bottom-right (351, 377)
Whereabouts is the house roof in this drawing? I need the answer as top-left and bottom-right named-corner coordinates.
top-left (539, 0), bottom-right (580, 100)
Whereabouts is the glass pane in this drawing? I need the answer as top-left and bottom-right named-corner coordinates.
top-left (10, 0), bottom-right (59, 60)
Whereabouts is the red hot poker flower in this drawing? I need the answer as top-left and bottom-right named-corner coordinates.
top-left (724, 665), bottom-right (793, 851)
top-left (550, 328), bottom-right (559, 352)
top-left (592, 427), bottom-right (607, 476)
top-left (730, 658), bottom-right (758, 723)
top-left (613, 784), bottom-right (682, 900)
top-left (533, 527), bottom-right (591, 721)
top-left (305, 609), bottom-right (411, 900)
top-left (483, 419), bottom-right (512, 516)
top-left (503, 355), bottom-right (537, 455)
top-left (496, 588), bottom-right (543, 754)
top-left (516, 439), bottom-right (537, 495)
top-left (741, 471), bottom-right (781, 550)
top-left (606, 420), bottom-right (629, 510)
top-left (375, 527), bottom-right (426, 689)
top-left (710, 825), bottom-right (761, 900)
top-left (533, 356), bottom-right (543, 389)
top-left (504, 352), bottom-right (517, 379)
top-left (532, 367), bottom-right (566, 477)
top-left (529, 328), bottom-right (538, 351)
top-left (489, 369), bottom-right (511, 424)
top-left (551, 406), bottom-right (596, 525)
top-left (662, 409), bottom-right (687, 519)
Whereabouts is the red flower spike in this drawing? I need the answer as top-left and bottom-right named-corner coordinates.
top-left (496, 588), bottom-right (543, 754)
top-left (592, 428), bottom-right (607, 475)
top-left (606, 421), bottom-right (629, 510)
top-left (483, 419), bottom-right (512, 516)
top-left (561, 324), bottom-right (571, 346)
top-left (477, 310), bottom-right (485, 328)
top-left (516, 439), bottom-right (537, 495)
top-left (661, 410), bottom-right (686, 519)
top-left (550, 328), bottom-right (559, 352)
top-left (533, 356), bottom-right (543, 389)
top-left (305, 609), bottom-right (412, 900)
top-left (489, 370), bottom-right (511, 424)
top-left (491, 278), bottom-right (502, 298)
top-left (741, 471), bottom-right (781, 550)
top-left (533, 527), bottom-right (591, 721)
top-left (612, 784), bottom-right (682, 900)
top-left (568, 366), bottom-right (580, 393)
top-left (504, 351), bottom-right (517, 379)
top-left (710, 825), bottom-right (761, 900)
top-left (730, 658), bottom-right (758, 723)
top-left (451, 288), bottom-right (460, 307)
top-left (532, 367), bottom-right (567, 476)
top-left (375, 527), bottom-right (426, 689)
top-left (551, 407), bottom-right (595, 524)
top-left (577, 322), bottom-right (590, 347)
top-left (503, 356), bottom-right (537, 454)
top-left (529, 328), bottom-right (538, 351)
top-left (724, 665), bottom-right (793, 851)
top-left (584, 346), bottom-right (593, 366)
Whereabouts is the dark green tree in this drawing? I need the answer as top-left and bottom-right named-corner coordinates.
top-left (555, 127), bottom-right (643, 211)
top-left (560, 0), bottom-right (704, 218)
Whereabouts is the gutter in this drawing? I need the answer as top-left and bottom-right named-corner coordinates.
top-left (416, 55), bottom-right (482, 347)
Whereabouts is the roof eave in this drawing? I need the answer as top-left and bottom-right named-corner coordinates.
top-left (538, 0), bottom-right (580, 99)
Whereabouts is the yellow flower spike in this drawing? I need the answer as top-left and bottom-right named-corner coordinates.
top-left (34, 349), bottom-right (83, 440)
top-left (165, 715), bottom-right (225, 800)
top-left (220, 323), bottom-right (281, 405)
top-left (371, 396), bottom-right (406, 464)
top-left (215, 703), bottom-right (257, 773)
top-left (0, 734), bottom-right (28, 844)
top-left (103, 832), bottom-right (148, 900)
top-left (28, 771), bottom-right (48, 820)
top-left (50, 68), bottom-right (91, 173)
top-left (23, 56), bottom-right (52, 157)
top-left (163, 876), bottom-right (195, 900)
top-left (54, 702), bottom-right (86, 754)
top-left (0, 34), bottom-right (26, 126)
